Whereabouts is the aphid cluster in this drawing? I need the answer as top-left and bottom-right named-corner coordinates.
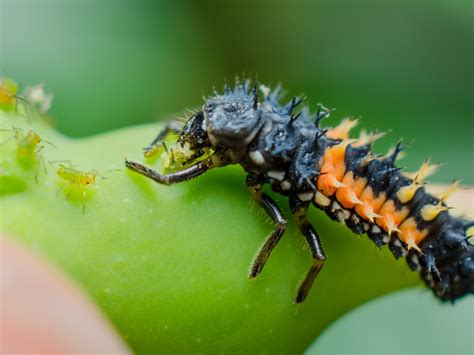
top-left (0, 78), bottom-right (111, 215)
top-left (125, 80), bottom-right (473, 303)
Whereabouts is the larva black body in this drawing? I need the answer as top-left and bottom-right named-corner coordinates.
top-left (125, 80), bottom-right (474, 303)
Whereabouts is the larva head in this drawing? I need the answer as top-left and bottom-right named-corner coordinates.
top-left (201, 84), bottom-right (262, 149)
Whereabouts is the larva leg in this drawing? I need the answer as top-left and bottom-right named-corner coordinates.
top-left (247, 174), bottom-right (288, 278)
top-left (125, 158), bottom-right (214, 185)
top-left (290, 196), bottom-right (326, 303)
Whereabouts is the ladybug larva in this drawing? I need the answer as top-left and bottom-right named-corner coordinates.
top-left (125, 80), bottom-right (473, 303)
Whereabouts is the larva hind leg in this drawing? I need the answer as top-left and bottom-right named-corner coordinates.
top-left (290, 196), bottom-right (326, 303)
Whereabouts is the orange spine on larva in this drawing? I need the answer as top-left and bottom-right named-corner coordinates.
top-left (316, 141), bottom-right (350, 196)
top-left (376, 200), bottom-right (409, 235)
top-left (398, 217), bottom-right (428, 252)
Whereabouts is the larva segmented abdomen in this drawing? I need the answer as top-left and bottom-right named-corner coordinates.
top-left (312, 125), bottom-right (474, 300)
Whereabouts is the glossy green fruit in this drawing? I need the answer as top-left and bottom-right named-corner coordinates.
top-left (0, 110), bottom-right (418, 353)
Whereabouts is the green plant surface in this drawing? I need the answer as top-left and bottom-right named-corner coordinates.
top-left (306, 289), bottom-right (474, 355)
top-left (0, 109), bottom-right (422, 353)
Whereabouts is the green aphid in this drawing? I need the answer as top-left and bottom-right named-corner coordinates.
top-left (1, 127), bottom-right (54, 181)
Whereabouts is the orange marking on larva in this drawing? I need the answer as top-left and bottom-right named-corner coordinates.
top-left (355, 187), bottom-right (387, 222)
top-left (351, 177), bottom-right (367, 197)
top-left (336, 172), bottom-right (364, 209)
top-left (372, 193), bottom-right (387, 212)
top-left (317, 143), bottom-right (349, 196)
top-left (398, 217), bottom-right (428, 251)
top-left (376, 200), bottom-right (409, 235)
top-left (326, 119), bottom-right (358, 140)
top-left (355, 187), bottom-right (375, 221)
top-left (354, 187), bottom-right (376, 222)
top-left (317, 174), bottom-right (338, 196)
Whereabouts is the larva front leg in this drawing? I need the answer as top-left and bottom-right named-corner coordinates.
top-left (125, 158), bottom-right (214, 185)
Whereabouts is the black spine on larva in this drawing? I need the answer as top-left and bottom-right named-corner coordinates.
top-left (202, 81), bottom-right (473, 301)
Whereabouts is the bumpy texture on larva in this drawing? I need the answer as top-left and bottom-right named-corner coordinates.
top-left (193, 81), bottom-right (474, 301)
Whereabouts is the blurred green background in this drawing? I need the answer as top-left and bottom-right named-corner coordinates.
top-left (1, 0), bottom-right (472, 184)
top-left (1, 0), bottom-right (473, 353)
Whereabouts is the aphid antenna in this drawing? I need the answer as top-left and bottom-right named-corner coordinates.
top-left (0, 127), bottom-right (19, 145)
top-left (41, 138), bottom-right (57, 149)
top-left (49, 159), bottom-right (77, 168)
top-left (0, 126), bottom-right (23, 137)
top-left (98, 168), bottom-right (121, 180)
top-left (0, 126), bottom-right (18, 132)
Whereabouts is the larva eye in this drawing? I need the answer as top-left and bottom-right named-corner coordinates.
top-left (223, 103), bottom-right (236, 112)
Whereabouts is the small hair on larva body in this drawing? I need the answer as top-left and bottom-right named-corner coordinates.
top-left (125, 79), bottom-right (473, 303)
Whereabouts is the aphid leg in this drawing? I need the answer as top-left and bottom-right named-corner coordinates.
top-left (65, 186), bottom-right (74, 201)
top-left (13, 95), bottom-right (34, 120)
top-left (247, 174), bottom-right (288, 278)
top-left (143, 119), bottom-right (183, 157)
top-left (290, 196), bottom-right (326, 303)
top-left (82, 189), bottom-right (87, 214)
top-left (56, 183), bottom-right (67, 197)
top-left (49, 159), bottom-right (76, 168)
top-left (34, 146), bottom-right (47, 182)
top-left (125, 158), bottom-right (214, 185)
